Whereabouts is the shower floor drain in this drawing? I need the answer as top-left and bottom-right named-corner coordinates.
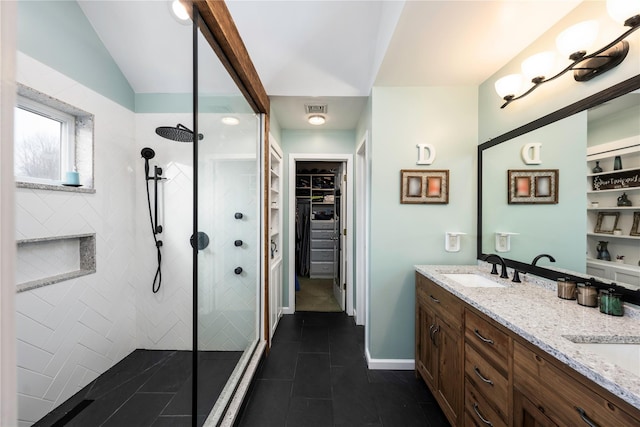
top-left (51, 399), bottom-right (94, 426)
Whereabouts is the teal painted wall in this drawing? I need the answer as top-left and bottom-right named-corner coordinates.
top-left (482, 113), bottom-right (587, 273)
top-left (369, 86), bottom-right (477, 360)
top-left (588, 103), bottom-right (640, 147)
top-left (18, 1), bottom-right (134, 110)
top-left (280, 130), bottom-right (356, 306)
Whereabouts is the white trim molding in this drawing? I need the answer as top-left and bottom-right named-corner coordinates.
top-left (365, 349), bottom-right (415, 371)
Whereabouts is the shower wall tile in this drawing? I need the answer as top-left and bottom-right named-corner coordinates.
top-left (15, 54), bottom-right (138, 426)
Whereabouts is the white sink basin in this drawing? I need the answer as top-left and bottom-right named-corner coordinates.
top-left (443, 273), bottom-right (506, 288)
top-left (568, 340), bottom-right (640, 376)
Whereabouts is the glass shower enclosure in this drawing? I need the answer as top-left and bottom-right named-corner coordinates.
top-left (193, 10), bottom-right (263, 425)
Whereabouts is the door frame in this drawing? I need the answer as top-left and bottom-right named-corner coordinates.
top-left (355, 133), bottom-right (369, 326)
top-left (287, 153), bottom-right (354, 315)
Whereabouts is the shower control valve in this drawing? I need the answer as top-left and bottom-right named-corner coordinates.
top-left (234, 240), bottom-right (243, 247)
top-left (234, 212), bottom-right (243, 219)
top-left (234, 267), bottom-right (243, 275)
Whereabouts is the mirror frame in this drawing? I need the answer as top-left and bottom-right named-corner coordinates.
top-left (477, 74), bottom-right (640, 305)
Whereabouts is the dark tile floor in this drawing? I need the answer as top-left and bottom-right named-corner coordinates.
top-left (236, 312), bottom-right (449, 427)
top-left (34, 349), bottom-right (241, 427)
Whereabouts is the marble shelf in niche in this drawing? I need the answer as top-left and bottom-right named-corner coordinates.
top-left (16, 181), bottom-right (96, 194)
top-left (16, 233), bottom-right (96, 293)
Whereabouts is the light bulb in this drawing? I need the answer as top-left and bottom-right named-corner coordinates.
top-left (221, 116), bottom-right (240, 126)
top-left (308, 115), bottom-right (326, 125)
top-left (607, 0), bottom-right (640, 25)
top-left (494, 74), bottom-right (523, 99)
top-left (521, 51), bottom-right (557, 83)
top-left (171, 0), bottom-right (189, 21)
top-left (556, 20), bottom-right (599, 60)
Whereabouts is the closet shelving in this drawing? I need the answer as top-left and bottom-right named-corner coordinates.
top-left (296, 171), bottom-right (338, 278)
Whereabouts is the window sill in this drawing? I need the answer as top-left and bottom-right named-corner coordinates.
top-left (16, 181), bottom-right (96, 194)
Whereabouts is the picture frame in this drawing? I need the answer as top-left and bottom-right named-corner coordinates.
top-left (400, 169), bottom-right (449, 204)
top-left (630, 211), bottom-right (640, 237)
top-left (594, 212), bottom-right (620, 234)
top-left (508, 169), bottom-right (558, 204)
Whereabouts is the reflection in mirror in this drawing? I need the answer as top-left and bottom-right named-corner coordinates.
top-left (479, 81), bottom-right (640, 298)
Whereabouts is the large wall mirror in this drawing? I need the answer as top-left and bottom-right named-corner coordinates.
top-left (478, 75), bottom-right (640, 304)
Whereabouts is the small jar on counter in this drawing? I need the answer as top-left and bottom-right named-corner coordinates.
top-left (557, 277), bottom-right (576, 300)
top-left (576, 282), bottom-right (598, 307)
top-left (599, 288), bottom-right (624, 316)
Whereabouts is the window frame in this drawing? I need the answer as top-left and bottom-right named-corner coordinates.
top-left (14, 95), bottom-right (77, 185)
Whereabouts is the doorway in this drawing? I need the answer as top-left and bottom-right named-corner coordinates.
top-left (288, 154), bottom-right (354, 315)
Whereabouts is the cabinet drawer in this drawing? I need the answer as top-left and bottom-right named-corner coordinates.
top-left (311, 239), bottom-right (333, 249)
top-left (310, 261), bottom-right (333, 276)
top-left (311, 229), bottom-right (333, 240)
top-left (465, 309), bottom-right (510, 369)
top-left (310, 249), bottom-right (334, 262)
top-left (310, 220), bottom-right (335, 230)
top-left (416, 275), bottom-right (462, 328)
top-left (514, 341), bottom-right (640, 427)
top-left (465, 343), bottom-right (509, 420)
top-left (465, 379), bottom-right (507, 427)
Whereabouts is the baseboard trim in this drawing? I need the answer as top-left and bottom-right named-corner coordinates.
top-left (365, 348), bottom-right (415, 370)
top-left (282, 306), bottom-right (295, 315)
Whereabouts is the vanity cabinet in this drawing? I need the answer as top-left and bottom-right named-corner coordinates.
top-left (415, 272), bottom-right (463, 426)
top-left (464, 309), bottom-right (511, 426)
top-left (513, 340), bottom-right (640, 427)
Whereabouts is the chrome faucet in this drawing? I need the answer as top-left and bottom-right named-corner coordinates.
top-left (484, 254), bottom-right (509, 279)
top-left (532, 254), bottom-right (556, 266)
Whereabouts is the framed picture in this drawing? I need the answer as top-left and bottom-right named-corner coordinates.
top-left (508, 169), bottom-right (558, 204)
top-left (400, 169), bottom-right (449, 204)
top-left (630, 211), bottom-right (640, 237)
top-left (594, 212), bottom-right (620, 234)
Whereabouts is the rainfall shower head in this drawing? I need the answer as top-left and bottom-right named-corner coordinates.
top-left (141, 147), bottom-right (155, 160)
top-left (155, 124), bottom-right (204, 142)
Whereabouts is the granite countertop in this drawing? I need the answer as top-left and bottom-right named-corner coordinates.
top-left (415, 264), bottom-right (640, 410)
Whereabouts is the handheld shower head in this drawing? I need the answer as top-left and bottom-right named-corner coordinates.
top-left (155, 124), bottom-right (204, 143)
top-left (141, 147), bottom-right (156, 160)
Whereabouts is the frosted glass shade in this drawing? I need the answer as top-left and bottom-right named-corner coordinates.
top-left (521, 51), bottom-right (557, 82)
top-left (494, 74), bottom-right (523, 99)
top-left (607, 0), bottom-right (640, 25)
top-left (172, 0), bottom-right (189, 21)
top-left (556, 20), bottom-right (599, 58)
top-left (308, 115), bottom-right (326, 125)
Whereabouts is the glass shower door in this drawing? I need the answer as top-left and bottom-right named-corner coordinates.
top-left (193, 13), bottom-right (262, 425)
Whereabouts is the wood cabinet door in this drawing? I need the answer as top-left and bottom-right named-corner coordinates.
top-left (514, 388), bottom-right (558, 427)
top-left (436, 319), bottom-right (462, 425)
top-left (416, 301), bottom-right (437, 388)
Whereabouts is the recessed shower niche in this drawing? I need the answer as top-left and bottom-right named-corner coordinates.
top-left (16, 233), bottom-right (96, 293)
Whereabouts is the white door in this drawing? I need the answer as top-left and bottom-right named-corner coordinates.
top-left (333, 163), bottom-right (346, 310)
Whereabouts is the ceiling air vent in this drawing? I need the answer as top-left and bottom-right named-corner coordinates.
top-left (305, 104), bottom-right (327, 115)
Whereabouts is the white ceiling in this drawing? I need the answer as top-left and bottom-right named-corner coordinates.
top-left (79, 0), bottom-right (584, 130)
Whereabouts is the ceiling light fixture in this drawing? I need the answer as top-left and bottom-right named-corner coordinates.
top-left (308, 115), bottom-right (326, 126)
top-left (496, 0), bottom-right (640, 108)
top-left (221, 116), bottom-right (240, 126)
top-left (171, 0), bottom-right (190, 22)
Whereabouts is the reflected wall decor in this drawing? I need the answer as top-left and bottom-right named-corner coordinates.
top-left (507, 169), bottom-right (559, 204)
top-left (400, 169), bottom-right (449, 204)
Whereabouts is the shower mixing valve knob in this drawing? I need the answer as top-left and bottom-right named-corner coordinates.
top-left (234, 267), bottom-right (243, 275)
top-left (234, 212), bottom-right (243, 219)
top-left (234, 240), bottom-right (243, 247)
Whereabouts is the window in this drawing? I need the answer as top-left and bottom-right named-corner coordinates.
top-left (14, 96), bottom-right (76, 184)
top-left (15, 84), bottom-right (94, 191)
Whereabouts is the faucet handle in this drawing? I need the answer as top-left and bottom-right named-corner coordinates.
top-left (490, 263), bottom-right (499, 275)
top-left (512, 270), bottom-right (522, 283)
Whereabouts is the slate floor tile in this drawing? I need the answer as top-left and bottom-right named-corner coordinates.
top-left (286, 397), bottom-right (333, 427)
top-left (236, 379), bottom-right (292, 427)
top-left (292, 353), bottom-right (331, 399)
top-left (101, 393), bottom-right (173, 427)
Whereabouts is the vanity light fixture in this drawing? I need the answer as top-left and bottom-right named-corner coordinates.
top-left (496, 0), bottom-right (640, 108)
top-left (221, 116), bottom-right (240, 126)
top-left (308, 115), bottom-right (326, 126)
